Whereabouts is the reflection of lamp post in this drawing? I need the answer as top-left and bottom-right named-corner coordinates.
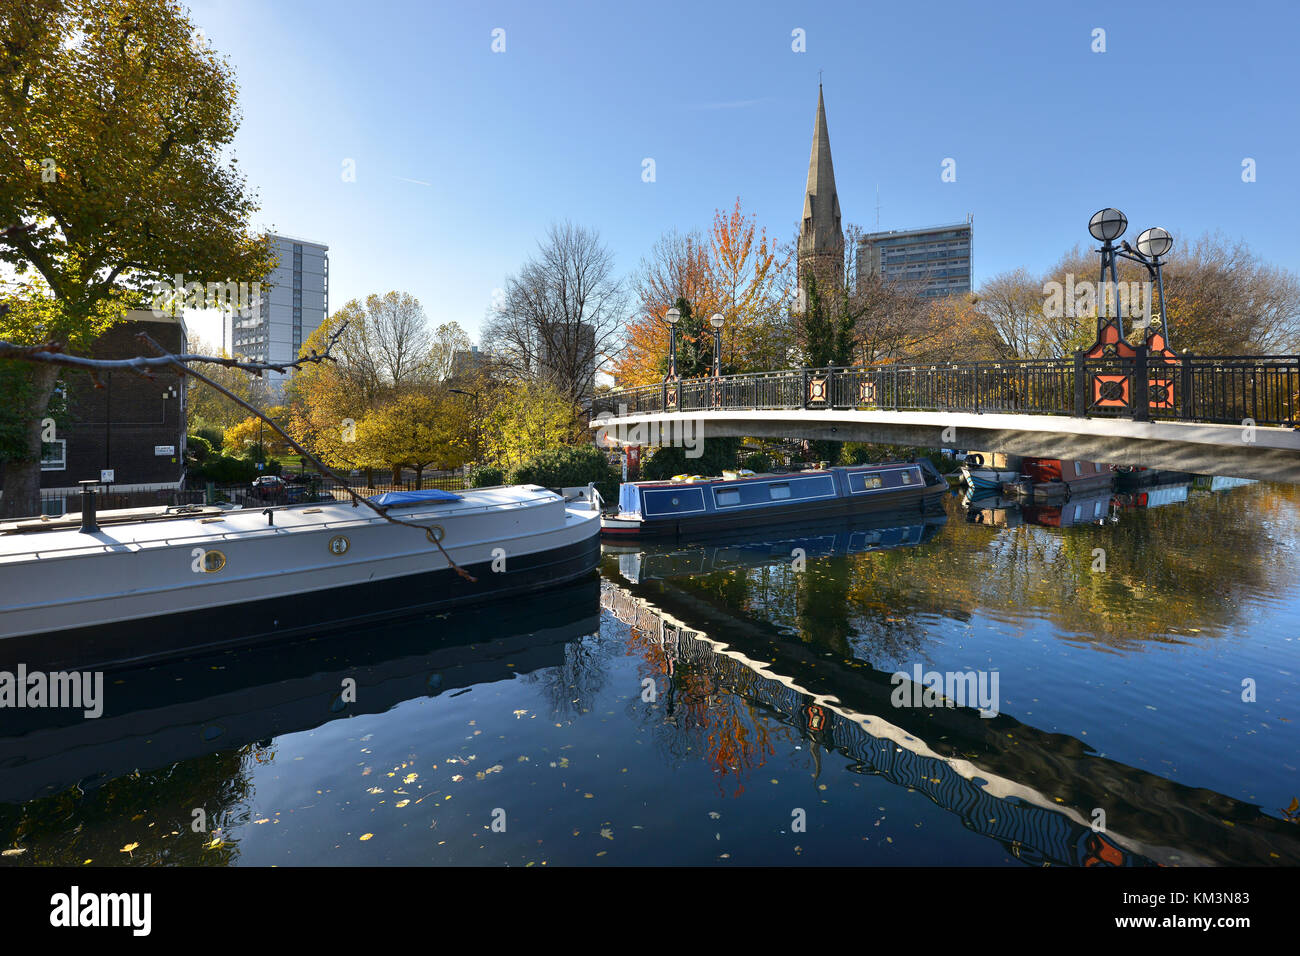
top-left (449, 388), bottom-right (481, 461)
top-left (665, 307), bottom-right (680, 380)
top-left (709, 313), bottom-right (724, 378)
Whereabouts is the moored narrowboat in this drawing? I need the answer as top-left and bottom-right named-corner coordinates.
top-left (600, 460), bottom-right (947, 538)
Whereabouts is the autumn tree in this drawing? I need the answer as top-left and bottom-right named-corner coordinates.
top-left (426, 321), bottom-right (473, 381)
top-left (707, 199), bottom-right (790, 371)
top-left (360, 389), bottom-right (472, 483)
top-left (223, 407), bottom-right (292, 460)
top-left (481, 378), bottom-right (583, 472)
top-left (616, 201), bottom-right (791, 385)
top-left (615, 229), bottom-right (716, 386)
top-left (0, 0), bottom-right (273, 516)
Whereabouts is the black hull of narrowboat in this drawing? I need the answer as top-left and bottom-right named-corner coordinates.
top-left (0, 535), bottom-right (602, 671)
top-left (605, 482), bottom-right (947, 539)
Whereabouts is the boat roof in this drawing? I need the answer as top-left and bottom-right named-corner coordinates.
top-left (627, 461), bottom-right (923, 488)
top-left (0, 485), bottom-right (558, 565)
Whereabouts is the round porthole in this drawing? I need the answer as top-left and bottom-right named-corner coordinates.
top-left (328, 535), bottom-right (350, 555)
top-left (426, 525), bottom-right (445, 543)
top-left (670, 497), bottom-right (680, 506)
top-left (200, 549), bottom-right (226, 573)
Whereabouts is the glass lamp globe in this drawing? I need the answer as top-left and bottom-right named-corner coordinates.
top-left (1088, 207), bottom-right (1128, 242)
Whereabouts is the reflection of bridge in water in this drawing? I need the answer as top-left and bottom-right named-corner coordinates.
top-left (601, 576), bottom-right (1300, 867)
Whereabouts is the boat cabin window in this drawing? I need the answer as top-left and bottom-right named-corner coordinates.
top-left (769, 483), bottom-right (791, 500)
top-left (859, 475), bottom-right (883, 491)
top-left (900, 471), bottom-right (913, 484)
top-left (716, 489), bottom-right (741, 507)
top-left (1074, 461), bottom-right (1082, 476)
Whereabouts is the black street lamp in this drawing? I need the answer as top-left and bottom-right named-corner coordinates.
top-left (1131, 226), bottom-right (1175, 354)
top-left (664, 306), bottom-right (680, 381)
top-left (709, 312), bottom-right (724, 378)
top-left (663, 306), bottom-right (681, 410)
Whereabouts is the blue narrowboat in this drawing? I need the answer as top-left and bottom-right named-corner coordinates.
top-left (601, 460), bottom-right (948, 538)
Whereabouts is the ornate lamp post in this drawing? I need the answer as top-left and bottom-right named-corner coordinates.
top-left (709, 313), bottom-right (723, 377)
top-left (1085, 208), bottom-right (1176, 356)
top-left (709, 312), bottom-right (724, 407)
top-left (1131, 226), bottom-right (1175, 354)
top-left (1086, 207), bottom-right (1131, 359)
top-left (665, 307), bottom-right (680, 379)
top-left (664, 306), bottom-right (681, 410)
top-left (1083, 208), bottom-right (1178, 419)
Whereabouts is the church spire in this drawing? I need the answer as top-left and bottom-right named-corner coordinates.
top-left (798, 83), bottom-right (845, 292)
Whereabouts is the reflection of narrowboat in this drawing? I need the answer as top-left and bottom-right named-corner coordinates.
top-left (1192, 475), bottom-right (1257, 493)
top-left (1004, 458), bottom-right (1115, 503)
top-left (1112, 466), bottom-right (1193, 491)
top-left (601, 461), bottom-right (947, 538)
top-left (1115, 481), bottom-right (1190, 510)
top-left (603, 513), bottom-right (947, 583)
top-left (1021, 492), bottom-right (1117, 528)
top-left (961, 493), bottom-right (1023, 528)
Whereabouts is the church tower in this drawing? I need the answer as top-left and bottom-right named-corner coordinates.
top-left (797, 84), bottom-right (845, 298)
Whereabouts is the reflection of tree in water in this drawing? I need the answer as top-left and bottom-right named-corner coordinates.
top-left (518, 631), bottom-right (616, 721)
top-left (0, 743), bottom-right (266, 866)
top-left (620, 621), bottom-right (783, 798)
top-left (667, 486), bottom-right (1300, 652)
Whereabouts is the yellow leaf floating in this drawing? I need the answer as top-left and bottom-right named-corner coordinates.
top-left (395, 800), bottom-right (410, 808)
top-left (359, 833), bottom-right (374, 841)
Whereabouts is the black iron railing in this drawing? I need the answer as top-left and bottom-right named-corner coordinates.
top-left (594, 354), bottom-right (1300, 428)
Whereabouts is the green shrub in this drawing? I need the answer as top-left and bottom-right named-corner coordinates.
top-left (740, 452), bottom-right (771, 473)
top-left (194, 426), bottom-right (224, 452)
top-left (185, 434), bottom-right (213, 462)
top-left (508, 445), bottom-right (618, 501)
top-left (467, 464), bottom-right (506, 487)
top-left (190, 454), bottom-right (259, 484)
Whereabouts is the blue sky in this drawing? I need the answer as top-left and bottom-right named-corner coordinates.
top-left (185, 0), bottom-right (1299, 346)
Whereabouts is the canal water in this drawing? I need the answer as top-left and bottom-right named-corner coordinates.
top-left (1, 479), bottom-right (1297, 866)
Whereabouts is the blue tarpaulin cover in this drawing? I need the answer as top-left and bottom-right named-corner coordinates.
top-left (368, 489), bottom-right (463, 507)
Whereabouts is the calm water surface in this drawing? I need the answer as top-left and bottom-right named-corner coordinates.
top-left (2, 479), bottom-right (1298, 866)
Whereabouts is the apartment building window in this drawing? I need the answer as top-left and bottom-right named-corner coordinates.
top-left (41, 438), bottom-right (66, 471)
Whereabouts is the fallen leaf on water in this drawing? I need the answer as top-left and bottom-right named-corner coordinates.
top-left (359, 833), bottom-right (373, 841)
top-left (395, 800), bottom-right (410, 808)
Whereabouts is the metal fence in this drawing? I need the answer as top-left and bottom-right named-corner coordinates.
top-left (594, 353), bottom-right (1300, 428)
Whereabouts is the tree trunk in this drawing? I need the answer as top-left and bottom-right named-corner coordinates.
top-left (1, 363), bottom-right (59, 520)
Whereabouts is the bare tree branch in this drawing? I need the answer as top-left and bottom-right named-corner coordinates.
top-left (0, 318), bottom-right (351, 378)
